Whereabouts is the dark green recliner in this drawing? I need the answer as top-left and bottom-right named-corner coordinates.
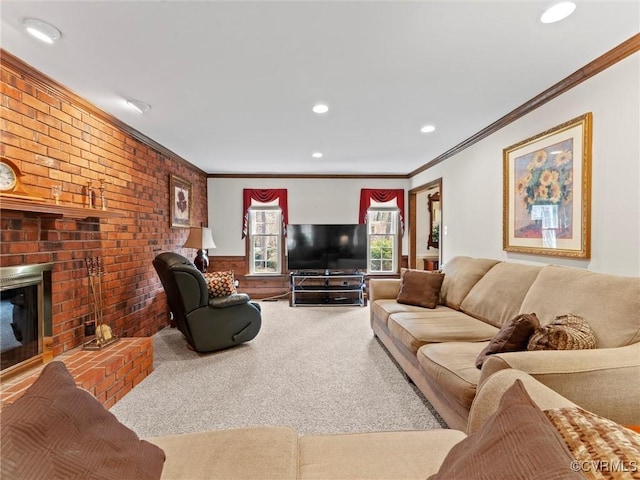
top-left (152, 252), bottom-right (261, 353)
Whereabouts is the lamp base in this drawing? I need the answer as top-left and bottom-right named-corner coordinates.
top-left (193, 249), bottom-right (209, 273)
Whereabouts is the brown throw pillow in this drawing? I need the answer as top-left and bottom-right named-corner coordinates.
top-left (528, 314), bottom-right (597, 351)
top-left (396, 269), bottom-right (445, 309)
top-left (475, 313), bottom-right (540, 369)
top-left (0, 361), bottom-right (165, 480)
top-left (428, 380), bottom-right (582, 480)
top-left (203, 270), bottom-right (237, 297)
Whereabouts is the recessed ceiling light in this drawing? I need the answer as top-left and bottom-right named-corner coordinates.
top-left (420, 125), bottom-right (436, 133)
top-left (126, 100), bottom-right (152, 114)
top-left (312, 152), bottom-right (323, 159)
top-left (312, 104), bottom-right (329, 114)
top-left (23, 18), bottom-right (61, 44)
top-left (540, 2), bottom-right (576, 24)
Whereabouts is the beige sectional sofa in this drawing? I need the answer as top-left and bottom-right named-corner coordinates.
top-left (4, 352), bottom-right (639, 479)
top-left (369, 256), bottom-right (640, 431)
top-left (148, 369), bottom-right (582, 480)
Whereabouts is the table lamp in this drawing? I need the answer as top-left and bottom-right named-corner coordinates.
top-left (183, 227), bottom-right (216, 273)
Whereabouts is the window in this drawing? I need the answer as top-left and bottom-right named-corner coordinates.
top-left (367, 208), bottom-right (399, 273)
top-left (248, 206), bottom-right (282, 274)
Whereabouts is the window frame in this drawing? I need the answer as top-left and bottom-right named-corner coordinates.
top-left (247, 205), bottom-right (284, 275)
top-left (366, 206), bottom-right (401, 275)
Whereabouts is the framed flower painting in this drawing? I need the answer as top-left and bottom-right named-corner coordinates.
top-left (170, 174), bottom-right (192, 228)
top-left (503, 113), bottom-right (592, 258)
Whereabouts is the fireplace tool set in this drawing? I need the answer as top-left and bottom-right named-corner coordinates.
top-left (83, 256), bottom-right (118, 350)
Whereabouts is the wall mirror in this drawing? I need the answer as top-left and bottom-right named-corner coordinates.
top-left (428, 192), bottom-right (440, 250)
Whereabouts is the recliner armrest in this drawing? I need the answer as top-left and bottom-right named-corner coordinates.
top-left (209, 293), bottom-right (251, 309)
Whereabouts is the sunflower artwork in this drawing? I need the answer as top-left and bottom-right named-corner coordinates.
top-left (503, 112), bottom-right (591, 259)
top-left (514, 139), bottom-right (574, 240)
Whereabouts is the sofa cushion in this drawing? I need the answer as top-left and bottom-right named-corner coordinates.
top-left (0, 361), bottom-right (165, 480)
top-left (476, 313), bottom-right (540, 369)
top-left (544, 406), bottom-right (640, 477)
top-left (527, 314), bottom-right (597, 351)
top-left (148, 427), bottom-right (298, 480)
top-left (417, 342), bottom-right (486, 415)
top-left (519, 265), bottom-right (640, 348)
top-left (388, 310), bottom-right (498, 354)
top-left (428, 380), bottom-right (582, 480)
top-left (461, 262), bottom-right (542, 328)
top-left (371, 299), bottom-right (431, 328)
top-left (397, 269), bottom-right (445, 309)
top-left (203, 271), bottom-right (237, 297)
top-left (299, 430), bottom-right (466, 480)
top-left (439, 257), bottom-right (500, 310)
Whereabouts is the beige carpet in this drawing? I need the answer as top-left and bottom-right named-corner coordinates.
top-left (110, 300), bottom-right (445, 437)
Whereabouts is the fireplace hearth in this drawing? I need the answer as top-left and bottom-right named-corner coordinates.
top-left (0, 263), bottom-right (53, 379)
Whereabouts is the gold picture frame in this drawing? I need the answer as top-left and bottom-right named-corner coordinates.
top-left (503, 112), bottom-right (592, 258)
top-left (170, 174), bottom-right (192, 228)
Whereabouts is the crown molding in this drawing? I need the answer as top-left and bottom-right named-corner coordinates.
top-left (409, 33), bottom-right (640, 178)
top-left (207, 173), bottom-right (409, 179)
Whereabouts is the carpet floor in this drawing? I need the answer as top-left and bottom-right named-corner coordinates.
top-left (110, 300), bottom-right (445, 437)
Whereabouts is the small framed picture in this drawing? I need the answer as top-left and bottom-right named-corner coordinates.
top-left (170, 174), bottom-right (192, 228)
top-left (503, 113), bottom-right (592, 258)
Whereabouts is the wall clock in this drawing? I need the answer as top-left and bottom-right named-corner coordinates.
top-left (0, 157), bottom-right (44, 201)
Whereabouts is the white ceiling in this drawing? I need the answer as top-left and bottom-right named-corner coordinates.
top-left (1, 1), bottom-right (638, 175)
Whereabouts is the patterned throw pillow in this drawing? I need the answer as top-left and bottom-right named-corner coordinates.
top-left (203, 271), bottom-right (237, 297)
top-left (527, 314), bottom-right (597, 351)
top-left (545, 406), bottom-right (640, 480)
top-left (0, 362), bottom-right (165, 479)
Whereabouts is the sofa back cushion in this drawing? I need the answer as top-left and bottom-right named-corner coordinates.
top-left (440, 257), bottom-right (500, 310)
top-left (461, 262), bottom-right (542, 328)
top-left (519, 265), bottom-right (640, 348)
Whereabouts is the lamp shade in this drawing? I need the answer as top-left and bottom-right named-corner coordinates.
top-left (183, 227), bottom-right (217, 250)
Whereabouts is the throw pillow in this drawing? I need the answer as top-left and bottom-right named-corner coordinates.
top-left (475, 313), bottom-right (540, 369)
top-left (528, 314), bottom-right (597, 351)
top-left (545, 406), bottom-right (640, 478)
top-left (203, 270), bottom-right (237, 297)
top-left (396, 269), bottom-right (445, 309)
top-left (428, 379), bottom-right (583, 480)
top-left (0, 361), bottom-right (165, 480)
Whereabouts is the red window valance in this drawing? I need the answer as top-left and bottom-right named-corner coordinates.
top-left (359, 188), bottom-right (405, 234)
top-left (242, 189), bottom-right (289, 238)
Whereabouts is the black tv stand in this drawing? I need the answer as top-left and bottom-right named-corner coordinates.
top-left (290, 272), bottom-right (366, 307)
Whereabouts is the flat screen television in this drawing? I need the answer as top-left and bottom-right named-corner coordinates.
top-left (286, 224), bottom-right (367, 272)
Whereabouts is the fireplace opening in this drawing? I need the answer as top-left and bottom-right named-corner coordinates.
top-left (0, 263), bottom-right (53, 379)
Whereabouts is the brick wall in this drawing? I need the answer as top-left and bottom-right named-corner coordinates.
top-left (0, 52), bottom-right (207, 357)
top-left (213, 255), bottom-right (288, 300)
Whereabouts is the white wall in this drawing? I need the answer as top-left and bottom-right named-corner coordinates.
top-left (207, 54), bottom-right (639, 275)
top-left (208, 177), bottom-right (409, 256)
top-left (411, 53), bottom-right (640, 276)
